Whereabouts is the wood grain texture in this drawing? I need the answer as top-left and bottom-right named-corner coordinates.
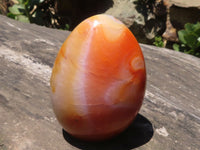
top-left (0, 15), bottom-right (200, 150)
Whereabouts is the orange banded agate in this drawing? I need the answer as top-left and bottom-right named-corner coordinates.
top-left (50, 14), bottom-right (146, 141)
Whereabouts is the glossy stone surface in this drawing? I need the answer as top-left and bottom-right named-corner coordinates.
top-left (50, 14), bottom-right (146, 141)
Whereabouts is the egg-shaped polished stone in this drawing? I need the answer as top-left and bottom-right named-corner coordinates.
top-left (50, 14), bottom-right (146, 141)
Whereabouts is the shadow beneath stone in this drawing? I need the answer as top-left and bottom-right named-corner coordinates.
top-left (63, 114), bottom-right (154, 150)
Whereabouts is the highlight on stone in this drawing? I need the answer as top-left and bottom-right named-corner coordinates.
top-left (50, 14), bottom-right (146, 141)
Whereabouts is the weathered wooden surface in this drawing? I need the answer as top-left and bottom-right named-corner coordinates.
top-left (0, 15), bottom-right (200, 150)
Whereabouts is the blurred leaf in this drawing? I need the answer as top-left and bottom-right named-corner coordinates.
top-left (178, 30), bottom-right (187, 44)
top-left (184, 33), bottom-right (198, 49)
top-left (7, 12), bottom-right (16, 19)
top-left (185, 49), bottom-right (195, 54)
top-left (16, 15), bottom-right (30, 23)
top-left (173, 43), bottom-right (180, 51)
top-left (153, 36), bottom-right (164, 47)
top-left (196, 52), bottom-right (200, 57)
top-left (193, 22), bottom-right (200, 30)
top-left (8, 4), bottom-right (25, 15)
top-left (194, 28), bottom-right (200, 36)
top-left (65, 24), bottom-right (70, 30)
top-left (184, 23), bottom-right (193, 32)
top-left (193, 22), bottom-right (200, 35)
top-left (17, 0), bottom-right (24, 3)
top-left (196, 41), bottom-right (200, 48)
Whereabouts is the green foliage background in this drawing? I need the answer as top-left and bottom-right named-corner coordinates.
top-left (7, 0), bottom-right (69, 29)
top-left (173, 22), bottom-right (200, 57)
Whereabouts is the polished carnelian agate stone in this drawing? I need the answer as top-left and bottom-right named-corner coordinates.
top-left (50, 14), bottom-right (146, 141)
